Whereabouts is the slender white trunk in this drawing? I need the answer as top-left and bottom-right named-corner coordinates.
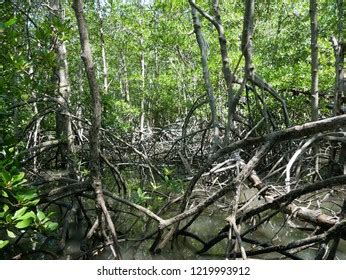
top-left (97, 0), bottom-right (108, 94)
top-left (140, 39), bottom-right (145, 142)
top-left (310, 0), bottom-right (319, 122)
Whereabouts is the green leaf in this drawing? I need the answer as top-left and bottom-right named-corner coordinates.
top-left (16, 211), bottom-right (35, 221)
top-left (4, 17), bottom-right (17, 27)
top-left (150, 182), bottom-right (159, 190)
top-left (22, 94), bottom-right (29, 101)
top-left (1, 190), bottom-right (8, 198)
top-left (29, 198), bottom-right (40, 206)
top-left (0, 170), bottom-right (11, 184)
top-left (11, 172), bottom-right (25, 185)
top-left (15, 189), bottom-right (38, 203)
top-left (36, 210), bottom-right (45, 221)
top-left (15, 218), bottom-right (33, 229)
top-left (46, 211), bottom-right (55, 218)
top-left (7, 230), bottom-right (16, 238)
top-left (0, 240), bottom-right (9, 249)
top-left (3, 204), bottom-right (9, 212)
top-left (45, 222), bottom-right (58, 231)
top-left (137, 188), bottom-right (143, 196)
top-left (5, 214), bottom-right (12, 223)
top-left (13, 206), bottom-right (27, 220)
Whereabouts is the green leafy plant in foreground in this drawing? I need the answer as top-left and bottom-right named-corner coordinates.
top-left (0, 149), bottom-right (58, 250)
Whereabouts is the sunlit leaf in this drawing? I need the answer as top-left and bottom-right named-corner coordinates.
top-left (4, 17), bottom-right (16, 27)
top-left (0, 240), bottom-right (9, 249)
top-left (15, 218), bottom-right (33, 229)
top-left (13, 206), bottom-right (27, 220)
top-left (7, 230), bottom-right (16, 238)
top-left (1, 190), bottom-right (8, 197)
top-left (36, 210), bottom-right (45, 221)
top-left (29, 199), bottom-right (40, 206)
top-left (16, 211), bottom-right (35, 221)
top-left (11, 172), bottom-right (25, 185)
top-left (2, 204), bottom-right (10, 212)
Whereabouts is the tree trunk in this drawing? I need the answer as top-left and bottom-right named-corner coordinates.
top-left (188, 0), bottom-right (236, 145)
top-left (211, 0), bottom-right (235, 145)
top-left (140, 44), bottom-right (145, 142)
top-left (120, 53), bottom-right (130, 103)
top-left (97, 0), bottom-right (109, 95)
top-left (241, 0), bottom-right (255, 79)
top-left (337, 0), bottom-right (346, 175)
top-left (72, 0), bottom-right (121, 259)
top-left (49, 0), bottom-right (75, 175)
top-left (310, 0), bottom-right (319, 122)
top-left (309, 0), bottom-right (320, 174)
top-left (189, 0), bottom-right (220, 151)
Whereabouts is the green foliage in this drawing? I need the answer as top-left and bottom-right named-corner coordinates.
top-left (0, 0), bottom-right (341, 255)
top-left (252, 0), bottom-right (336, 124)
top-left (1, 0), bottom-right (339, 140)
top-left (0, 149), bottom-right (58, 251)
top-left (162, 167), bottom-right (184, 194)
top-left (103, 98), bottom-right (140, 133)
top-left (165, 178), bottom-right (184, 194)
top-left (123, 167), bottom-right (184, 208)
top-left (0, 240), bottom-right (9, 249)
top-left (133, 187), bottom-right (151, 204)
top-left (4, 17), bottom-right (17, 27)
top-left (124, 174), bottom-right (152, 205)
top-left (1, 2), bottom-right (58, 147)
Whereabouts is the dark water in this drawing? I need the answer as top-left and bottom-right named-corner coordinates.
top-left (17, 188), bottom-right (344, 260)
top-left (87, 213), bottom-right (346, 260)
top-left (11, 210), bottom-right (343, 260)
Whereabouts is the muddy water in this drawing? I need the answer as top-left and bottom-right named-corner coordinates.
top-left (92, 213), bottom-right (346, 260)
top-left (59, 189), bottom-right (346, 260)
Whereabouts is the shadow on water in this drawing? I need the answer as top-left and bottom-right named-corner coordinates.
top-left (7, 210), bottom-right (345, 260)
top-left (92, 212), bottom-right (346, 260)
